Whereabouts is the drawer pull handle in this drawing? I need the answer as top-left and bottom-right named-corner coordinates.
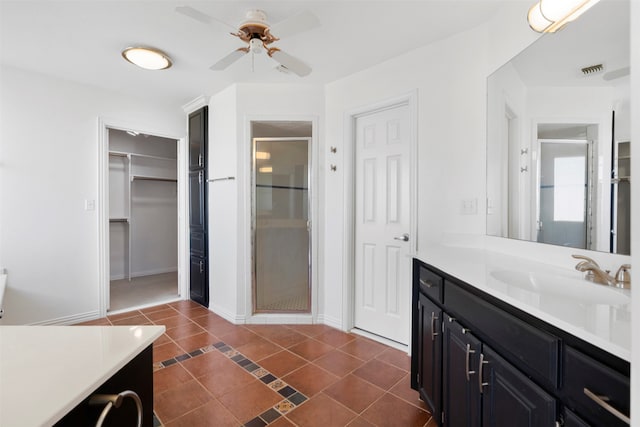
top-left (583, 388), bottom-right (630, 425)
top-left (465, 344), bottom-right (476, 381)
top-left (430, 312), bottom-right (439, 342)
top-left (478, 353), bottom-right (489, 394)
top-left (420, 278), bottom-right (434, 288)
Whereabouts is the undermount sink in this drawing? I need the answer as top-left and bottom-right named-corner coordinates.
top-left (489, 270), bottom-right (631, 305)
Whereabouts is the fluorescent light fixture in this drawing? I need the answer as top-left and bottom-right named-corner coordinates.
top-left (527, 2), bottom-right (553, 32)
top-left (255, 151), bottom-right (271, 160)
top-left (258, 166), bottom-right (273, 173)
top-left (121, 46), bottom-right (172, 70)
top-left (528, 0), bottom-right (600, 33)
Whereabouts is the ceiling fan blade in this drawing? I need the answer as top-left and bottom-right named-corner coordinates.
top-left (269, 10), bottom-right (320, 38)
top-left (268, 49), bottom-right (312, 77)
top-left (603, 66), bottom-right (630, 81)
top-left (210, 48), bottom-right (249, 71)
top-left (175, 6), bottom-right (237, 31)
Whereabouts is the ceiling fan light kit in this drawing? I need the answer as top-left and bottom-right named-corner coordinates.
top-left (121, 46), bottom-right (172, 70)
top-left (527, 0), bottom-right (600, 33)
top-left (176, 6), bottom-right (317, 77)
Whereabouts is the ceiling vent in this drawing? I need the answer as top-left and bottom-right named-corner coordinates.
top-left (581, 63), bottom-right (603, 75)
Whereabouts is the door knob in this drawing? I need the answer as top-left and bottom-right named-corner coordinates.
top-left (394, 233), bottom-right (410, 242)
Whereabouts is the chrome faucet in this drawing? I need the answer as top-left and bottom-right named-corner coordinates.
top-left (572, 255), bottom-right (631, 289)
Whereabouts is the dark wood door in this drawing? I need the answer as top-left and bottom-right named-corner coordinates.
top-left (189, 108), bottom-right (206, 171)
top-left (417, 293), bottom-right (442, 422)
top-left (481, 345), bottom-right (556, 427)
top-left (188, 107), bottom-right (208, 307)
top-left (443, 315), bottom-right (481, 427)
top-left (189, 255), bottom-right (207, 305)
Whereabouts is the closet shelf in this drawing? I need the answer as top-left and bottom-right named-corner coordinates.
top-left (131, 175), bottom-right (177, 182)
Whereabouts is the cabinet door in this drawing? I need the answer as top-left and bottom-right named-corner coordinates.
top-left (190, 255), bottom-right (208, 305)
top-left (188, 107), bottom-right (207, 171)
top-left (189, 170), bottom-right (205, 229)
top-left (418, 293), bottom-right (442, 420)
top-left (443, 315), bottom-right (481, 427)
top-left (563, 408), bottom-right (590, 427)
top-left (481, 345), bottom-right (557, 427)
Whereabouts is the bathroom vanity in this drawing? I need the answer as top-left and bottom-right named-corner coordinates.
top-left (0, 325), bottom-right (164, 426)
top-left (411, 247), bottom-right (630, 427)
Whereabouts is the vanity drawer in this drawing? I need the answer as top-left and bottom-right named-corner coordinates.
top-left (563, 346), bottom-right (630, 427)
top-left (418, 266), bottom-right (443, 303)
top-left (445, 282), bottom-right (559, 389)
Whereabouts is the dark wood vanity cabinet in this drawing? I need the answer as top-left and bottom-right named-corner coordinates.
top-left (416, 293), bottom-right (442, 418)
top-left (411, 258), bottom-right (630, 427)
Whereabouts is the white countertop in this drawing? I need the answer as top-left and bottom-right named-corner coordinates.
top-left (416, 245), bottom-right (631, 362)
top-left (0, 325), bottom-right (165, 427)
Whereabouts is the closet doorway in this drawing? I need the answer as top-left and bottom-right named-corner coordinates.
top-left (107, 128), bottom-right (180, 312)
top-left (251, 121), bottom-right (312, 314)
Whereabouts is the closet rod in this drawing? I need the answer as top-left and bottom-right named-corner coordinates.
top-left (109, 151), bottom-right (176, 161)
top-left (131, 176), bottom-right (177, 182)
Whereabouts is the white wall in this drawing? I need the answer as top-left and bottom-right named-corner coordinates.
top-left (324, 24), bottom-right (493, 328)
top-left (208, 84), bottom-right (239, 320)
top-left (0, 65), bottom-right (184, 325)
top-left (207, 83), bottom-right (323, 323)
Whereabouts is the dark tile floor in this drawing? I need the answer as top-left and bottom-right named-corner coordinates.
top-left (81, 300), bottom-right (434, 426)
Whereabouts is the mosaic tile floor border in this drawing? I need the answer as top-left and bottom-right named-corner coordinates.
top-left (155, 340), bottom-right (308, 426)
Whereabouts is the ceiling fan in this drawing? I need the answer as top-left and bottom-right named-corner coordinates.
top-left (176, 6), bottom-right (319, 77)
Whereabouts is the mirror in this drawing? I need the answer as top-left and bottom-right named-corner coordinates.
top-left (486, 0), bottom-right (631, 254)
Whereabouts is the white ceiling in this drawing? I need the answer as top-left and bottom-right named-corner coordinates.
top-left (0, 1), bottom-right (509, 107)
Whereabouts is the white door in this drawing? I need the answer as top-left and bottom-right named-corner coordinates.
top-left (354, 104), bottom-right (411, 345)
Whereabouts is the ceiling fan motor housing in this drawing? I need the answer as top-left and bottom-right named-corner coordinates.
top-left (237, 9), bottom-right (278, 45)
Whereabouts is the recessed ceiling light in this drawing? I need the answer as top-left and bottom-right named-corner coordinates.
top-left (121, 46), bottom-right (172, 70)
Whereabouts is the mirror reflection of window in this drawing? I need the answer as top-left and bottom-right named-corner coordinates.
top-left (537, 140), bottom-right (591, 249)
top-left (553, 156), bottom-right (586, 222)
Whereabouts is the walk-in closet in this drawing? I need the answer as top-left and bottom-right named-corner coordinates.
top-left (108, 129), bottom-right (179, 312)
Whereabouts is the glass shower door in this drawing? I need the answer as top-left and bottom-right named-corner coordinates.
top-left (253, 137), bottom-right (310, 313)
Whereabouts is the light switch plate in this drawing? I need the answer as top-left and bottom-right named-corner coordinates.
top-left (84, 199), bottom-right (96, 211)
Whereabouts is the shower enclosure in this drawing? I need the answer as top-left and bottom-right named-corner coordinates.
top-left (252, 137), bottom-right (311, 313)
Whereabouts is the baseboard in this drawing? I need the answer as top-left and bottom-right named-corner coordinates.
top-left (317, 314), bottom-right (342, 330)
top-left (247, 313), bottom-right (314, 325)
top-left (110, 268), bottom-right (178, 281)
top-left (30, 310), bottom-right (102, 326)
top-left (209, 303), bottom-right (245, 324)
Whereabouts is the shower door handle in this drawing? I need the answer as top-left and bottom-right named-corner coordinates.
top-left (394, 233), bottom-right (409, 242)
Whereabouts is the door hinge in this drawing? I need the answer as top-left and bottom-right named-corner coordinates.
top-left (198, 170), bottom-right (203, 184)
top-left (442, 320), bottom-right (445, 333)
top-left (441, 411), bottom-right (445, 424)
top-left (416, 373), bottom-right (420, 384)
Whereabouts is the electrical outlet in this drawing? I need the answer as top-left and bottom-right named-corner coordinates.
top-left (461, 198), bottom-right (478, 215)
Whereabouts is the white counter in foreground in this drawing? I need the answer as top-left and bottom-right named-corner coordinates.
top-left (0, 325), bottom-right (165, 427)
top-left (417, 245), bottom-right (631, 362)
